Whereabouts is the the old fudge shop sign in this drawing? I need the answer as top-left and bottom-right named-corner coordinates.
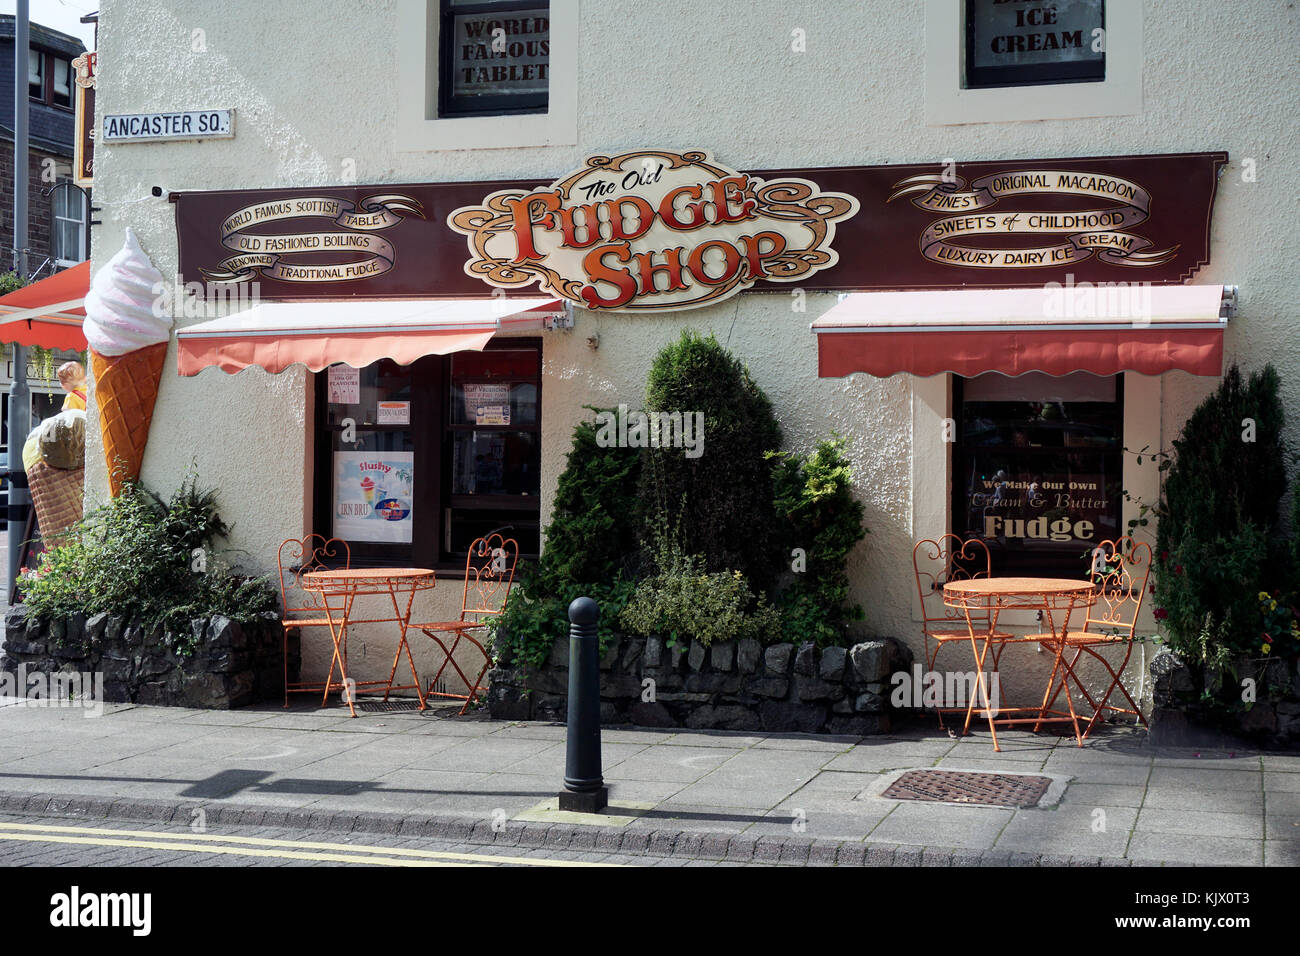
top-left (448, 149), bottom-right (860, 311)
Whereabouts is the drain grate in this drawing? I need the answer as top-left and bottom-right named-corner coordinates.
top-left (355, 699), bottom-right (422, 713)
top-left (883, 769), bottom-right (1051, 808)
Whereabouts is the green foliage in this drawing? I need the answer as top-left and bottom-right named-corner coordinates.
top-left (1292, 474), bottom-right (1300, 577)
top-left (639, 330), bottom-right (782, 587)
top-left (0, 272), bottom-right (25, 296)
top-left (619, 533), bottom-right (780, 648)
top-left (1153, 364), bottom-right (1291, 666)
top-left (18, 473), bottom-right (279, 656)
top-left (491, 412), bottom-right (642, 669)
top-left (533, 409), bottom-right (642, 591)
top-left (770, 437), bottom-right (868, 646)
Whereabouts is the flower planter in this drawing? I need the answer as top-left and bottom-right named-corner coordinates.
top-left (1, 604), bottom-right (288, 709)
top-left (487, 632), bottom-right (914, 735)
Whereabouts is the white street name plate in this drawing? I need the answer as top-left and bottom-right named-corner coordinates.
top-left (102, 109), bottom-right (235, 143)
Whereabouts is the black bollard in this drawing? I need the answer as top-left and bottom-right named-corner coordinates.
top-left (558, 596), bottom-right (608, 813)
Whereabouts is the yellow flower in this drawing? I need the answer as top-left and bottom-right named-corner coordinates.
top-left (1259, 591), bottom-right (1271, 601)
top-left (1262, 644), bottom-right (1272, 655)
top-left (1269, 600), bottom-right (1278, 611)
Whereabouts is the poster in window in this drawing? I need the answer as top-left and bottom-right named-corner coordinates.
top-left (327, 366), bottom-right (360, 404)
top-left (333, 452), bottom-right (414, 543)
top-left (463, 383), bottom-right (511, 425)
top-left (966, 0), bottom-right (1104, 88)
top-left (972, 471), bottom-right (1114, 546)
top-left (376, 401), bottom-right (410, 425)
top-left (450, 9), bottom-right (549, 98)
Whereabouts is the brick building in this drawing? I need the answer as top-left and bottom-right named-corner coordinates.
top-left (0, 16), bottom-right (88, 278)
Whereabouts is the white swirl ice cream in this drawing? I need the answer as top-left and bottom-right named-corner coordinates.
top-left (83, 227), bottom-right (172, 357)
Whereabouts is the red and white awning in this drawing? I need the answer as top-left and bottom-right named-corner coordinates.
top-left (0, 261), bottom-right (91, 351)
top-left (176, 297), bottom-right (568, 376)
top-left (812, 285), bottom-right (1232, 378)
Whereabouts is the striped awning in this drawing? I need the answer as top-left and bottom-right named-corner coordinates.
top-left (176, 297), bottom-right (568, 375)
top-left (812, 285), bottom-right (1232, 378)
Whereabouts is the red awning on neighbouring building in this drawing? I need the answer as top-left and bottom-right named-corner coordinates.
top-left (812, 285), bottom-right (1232, 378)
top-left (175, 297), bottom-right (569, 375)
top-left (0, 261), bottom-right (91, 351)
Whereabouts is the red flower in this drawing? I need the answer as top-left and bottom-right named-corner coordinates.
top-left (1149, 583), bottom-right (1156, 594)
top-left (1174, 565), bottom-right (1184, 575)
top-left (1153, 607), bottom-right (1169, 621)
top-left (1263, 633), bottom-right (1274, 644)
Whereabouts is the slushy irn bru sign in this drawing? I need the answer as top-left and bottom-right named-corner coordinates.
top-left (449, 149), bottom-right (860, 311)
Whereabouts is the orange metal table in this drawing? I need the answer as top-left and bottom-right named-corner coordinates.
top-left (301, 568), bottom-right (436, 718)
top-left (943, 577), bottom-right (1097, 751)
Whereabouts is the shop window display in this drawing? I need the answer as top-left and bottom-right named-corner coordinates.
top-left (954, 371), bottom-right (1123, 576)
top-left (314, 341), bottom-right (541, 567)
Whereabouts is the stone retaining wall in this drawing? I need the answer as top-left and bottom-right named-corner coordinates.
top-left (1149, 650), bottom-right (1300, 748)
top-left (1, 604), bottom-right (289, 709)
top-left (488, 634), bottom-right (914, 734)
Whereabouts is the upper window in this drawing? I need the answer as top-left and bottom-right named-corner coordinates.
top-left (313, 341), bottom-right (542, 569)
top-left (29, 51), bottom-right (73, 110)
top-left (964, 0), bottom-right (1104, 89)
top-left (27, 49), bottom-right (43, 100)
top-left (438, 0), bottom-right (549, 118)
top-left (953, 372), bottom-right (1123, 577)
top-left (52, 181), bottom-right (87, 266)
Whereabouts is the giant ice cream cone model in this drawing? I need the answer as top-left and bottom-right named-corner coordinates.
top-left (83, 228), bottom-right (172, 496)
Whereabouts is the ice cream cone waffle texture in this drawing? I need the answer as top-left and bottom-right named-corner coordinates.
top-left (91, 343), bottom-right (167, 496)
top-left (82, 228), bottom-right (172, 496)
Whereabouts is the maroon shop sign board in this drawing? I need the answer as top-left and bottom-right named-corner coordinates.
top-left (172, 150), bottom-right (1226, 310)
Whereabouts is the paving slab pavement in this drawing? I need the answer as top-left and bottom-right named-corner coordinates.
top-left (0, 694), bottom-right (1297, 865)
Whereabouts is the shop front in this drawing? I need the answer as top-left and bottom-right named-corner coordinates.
top-left (141, 148), bottom-right (1230, 707)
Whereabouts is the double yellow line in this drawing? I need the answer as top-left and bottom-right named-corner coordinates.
top-left (0, 822), bottom-right (620, 867)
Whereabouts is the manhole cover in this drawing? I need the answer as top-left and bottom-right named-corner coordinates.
top-left (883, 770), bottom-right (1051, 808)
top-left (355, 699), bottom-right (421, 713)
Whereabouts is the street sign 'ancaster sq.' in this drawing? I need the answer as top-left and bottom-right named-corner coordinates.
top-left (102, 109), bottom-right (235, 144)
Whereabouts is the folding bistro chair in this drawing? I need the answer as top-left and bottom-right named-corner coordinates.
top-left (412, 533), bottom-right (518, 715)
top-left (912, 535), bottom-right (1013, 727)
top-left (1031, 537), bottom-right (1153, 735)
top-left (277, 535), bottom-right (351, 707)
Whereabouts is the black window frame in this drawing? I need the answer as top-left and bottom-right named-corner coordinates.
top-left (312, 338), bottom-right (543, 574)
top-left (964, 0), bottom-right (1106, 90)
top-left (437, 0), bottom-right (550, 118)
top-left (951, 373), bottom-right (1125, 579)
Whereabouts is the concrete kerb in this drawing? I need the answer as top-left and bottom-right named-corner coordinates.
top-left (0, 788), bottom-right (1153, 865)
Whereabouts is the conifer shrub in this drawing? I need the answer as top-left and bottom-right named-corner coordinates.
top-left (1154, 364), bottom-right (1292, 668)
top-left (638, 330), bottom-right (782, 588)
top-left (490, 411), bottom-right (641, 668)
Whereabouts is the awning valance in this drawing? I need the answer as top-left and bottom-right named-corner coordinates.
top-left (176, 297), bottom-right (568, 376)
top-left (0, 261), bottom-right (90, 351)
top-left (812, 285), bottom-right (1231, 378)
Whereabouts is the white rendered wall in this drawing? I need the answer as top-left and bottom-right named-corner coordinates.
top-left (89, 0), bottom-right (1300, 699)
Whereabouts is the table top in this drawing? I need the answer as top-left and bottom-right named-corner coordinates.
top-left (302, 567), bottom-right (436, 588)
top-left (944, 577), bottom-right (1096, 597)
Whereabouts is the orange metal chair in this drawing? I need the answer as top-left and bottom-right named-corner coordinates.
top-left (412, 533), bottom-right (518, 715)
top-left (1031, 537), bottom-right (1153, 735)
top-left (912, 535), bottom-right (1012, 726)
top-left (277, 535), bottom-right (351, 708)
